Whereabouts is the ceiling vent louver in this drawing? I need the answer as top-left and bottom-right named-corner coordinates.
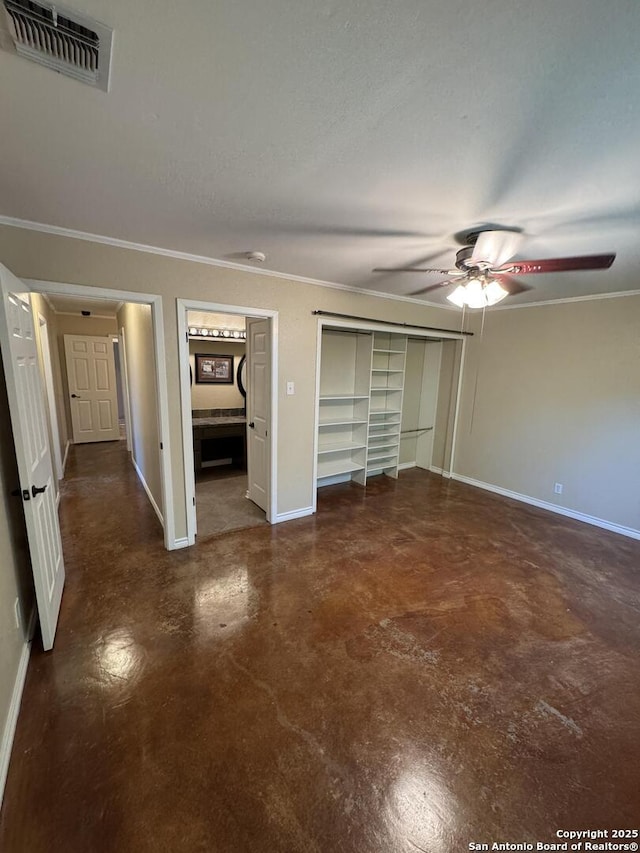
top-left (2, 0), bottom-right (112, 91)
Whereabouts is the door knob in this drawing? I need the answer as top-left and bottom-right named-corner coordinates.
top-left (71, 394), bottom-right (81, 398)
top-left (248, 421), bottom-right (255, 429)
top-left (31, 484), bottom-right (48, 498)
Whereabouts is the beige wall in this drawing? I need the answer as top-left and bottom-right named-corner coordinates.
top-left (0, 224), bottom-right (459, 535)
top-left (117, 302), bottom-right (162, 514)
top-left (454, 296), bottom-right (640, 530)
top-left (0, 366), bottom-right (34, 774)
top-left (189, 340), bottom-right (245, 410)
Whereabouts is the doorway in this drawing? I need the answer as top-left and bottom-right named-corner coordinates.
top-left (26, 279), bottom-right (176, 550)
top-left (177, 299), bottom-right (277, 545)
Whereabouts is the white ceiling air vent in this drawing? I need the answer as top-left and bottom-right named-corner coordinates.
top-left (2, 0), bottom-right (113, 91)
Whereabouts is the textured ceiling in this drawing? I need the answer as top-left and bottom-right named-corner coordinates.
top-left (2, 0), bottom-right (640, 306)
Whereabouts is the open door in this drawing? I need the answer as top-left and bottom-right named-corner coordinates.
top-left (0, 263), bottom-right (65, 651)
top-left (246, 318), bottom-right (270, 513)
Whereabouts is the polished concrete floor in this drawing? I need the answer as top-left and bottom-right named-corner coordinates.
top-left (195, 466), bottom-right (267, 539)
top-left (1, 442), bottom-right (639, 852)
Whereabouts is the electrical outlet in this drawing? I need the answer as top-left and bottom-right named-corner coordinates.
top-left (286, 381), bottom-right (295, 396)
top-left (13, 598), bottom-right (20, 630)
top-left (554, 482), bottom-right (563, 495)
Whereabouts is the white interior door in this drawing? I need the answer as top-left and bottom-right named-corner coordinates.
top-left (246, 318), bottom-right (270, 513)
top-left (64, 334), bottom-right (120, 443)
top-left (0, 263), bottom-right (65, 651)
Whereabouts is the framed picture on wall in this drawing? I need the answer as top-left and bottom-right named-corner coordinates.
top-left (195, 354), bottom-right (234, 384)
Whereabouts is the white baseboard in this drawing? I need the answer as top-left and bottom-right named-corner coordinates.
top-left (61, 440), bottom-right (70, 476)
top-left (452, 474), bottom-right (640, 541)
top-left (170, 537), bottom-right (190, 550)
top-left (398, 462), bottom-right (416, 471)
top-left (429, 465), bottom-right (452, 478)
top-left (0, 609), bottom-right (36, 807)
top-left (274, 506), bottom-right (314, 523)
top-left (131, 456), bottom-right (164, 528)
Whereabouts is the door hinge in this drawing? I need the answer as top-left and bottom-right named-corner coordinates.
top-left (193, 496), bottom-right (196, 506)
top-left (160, 442), bottom-right (163, 450)
top-left (186, 331), bottom-right (189, 342)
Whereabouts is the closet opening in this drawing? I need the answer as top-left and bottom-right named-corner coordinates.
top-left (313, 319), bottom-right (465, 503)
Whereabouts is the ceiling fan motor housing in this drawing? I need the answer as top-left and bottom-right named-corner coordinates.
top-left (455, 246), bottom-right (492, 273)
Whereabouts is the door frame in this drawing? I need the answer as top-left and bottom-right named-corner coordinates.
top-left (117, 328), bottom-right (133, 452)
top-left (177, 298), bottom-right (278, 545)
top-left (36, 312), bottom-right (64, 481)
top-left (27, 278), bottom-right (178, 551)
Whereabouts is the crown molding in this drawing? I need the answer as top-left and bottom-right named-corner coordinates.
top-left (490, 288), bottom-right (640, 310)
top-left (41, 292), bottom-right (57, 313)
top-left (0, 214), bottom-right (458, 311)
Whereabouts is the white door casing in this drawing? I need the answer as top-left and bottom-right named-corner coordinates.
top-left (246, 318), bottom-right (270, 512)
top-left (64, 334), bottom-right (120, 443)
top-left (0, 263), bottom-right (65, 651)
top-left (37, 316), bottom-right (64, 480)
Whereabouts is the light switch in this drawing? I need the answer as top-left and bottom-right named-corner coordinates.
top-left (286, 381), bottom-right (295, 395)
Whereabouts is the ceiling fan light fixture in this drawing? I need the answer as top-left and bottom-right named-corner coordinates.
top-left (446, 284), bottom-right (468, 308)
top-left (484, 278), bottom-right (509, 306)
top-left (464, 277), bottom-right (486, 309)
top-left (446, 276), bottom-right (509, 308)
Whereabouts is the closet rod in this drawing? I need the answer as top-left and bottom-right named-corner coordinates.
top-left (312, 310), bottom-right (473, 337)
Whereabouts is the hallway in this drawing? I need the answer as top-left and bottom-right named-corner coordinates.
top-left (1, 443), bottom-right (639, 851)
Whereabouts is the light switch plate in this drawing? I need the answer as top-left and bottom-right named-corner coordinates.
top-left (286, 381), bottom-right (295, 395)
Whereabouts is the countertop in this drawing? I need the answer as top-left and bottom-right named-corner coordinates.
top-left (192, 416), bottom-right (246, 427)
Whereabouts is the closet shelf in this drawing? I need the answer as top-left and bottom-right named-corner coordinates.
top-left (369, 409), bottom-right (402, 416)
top-left (373, 348), bottom-right (406, 354)
top-left (371, 369), bottom-right (404, 373)
top-left (317, 459), bottom-right (365, 478)
top-left (319, 395), bottom-right (369, 401)
top-left (319, 417), bottom-right (367, 427)
top-left (318, 441), bottom-right (366, 455)
top-left (368, 441), bottom-right (399, 452)
top-left (367, 452), bottom-right (398, 462)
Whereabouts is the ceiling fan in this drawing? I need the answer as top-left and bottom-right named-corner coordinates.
top-left (373, 229), bottom-right (616, 307)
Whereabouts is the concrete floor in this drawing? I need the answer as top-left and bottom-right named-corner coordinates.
top-left (195, 466), bottom-right (267, 538)
top-left (1, 441), bottom-right (639, 851)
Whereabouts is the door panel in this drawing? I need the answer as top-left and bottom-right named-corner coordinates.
top-left (0, 263), bottom-right (65, 650)
top-left (64, 334), bottom-right (120, 443)
top-left (246, 319), bottom-right (270, 514)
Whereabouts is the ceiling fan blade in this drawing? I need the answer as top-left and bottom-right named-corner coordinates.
top-left (471, 230), bottom-right (524, 266)
top-left (408, 279), bottom-right (455, 296)
top-left (493, 274), bottom-right (533, 295)
top-left (494, 253), bottom-right (615, 275)
top-left (373, 267), bottom-right (452, 274)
